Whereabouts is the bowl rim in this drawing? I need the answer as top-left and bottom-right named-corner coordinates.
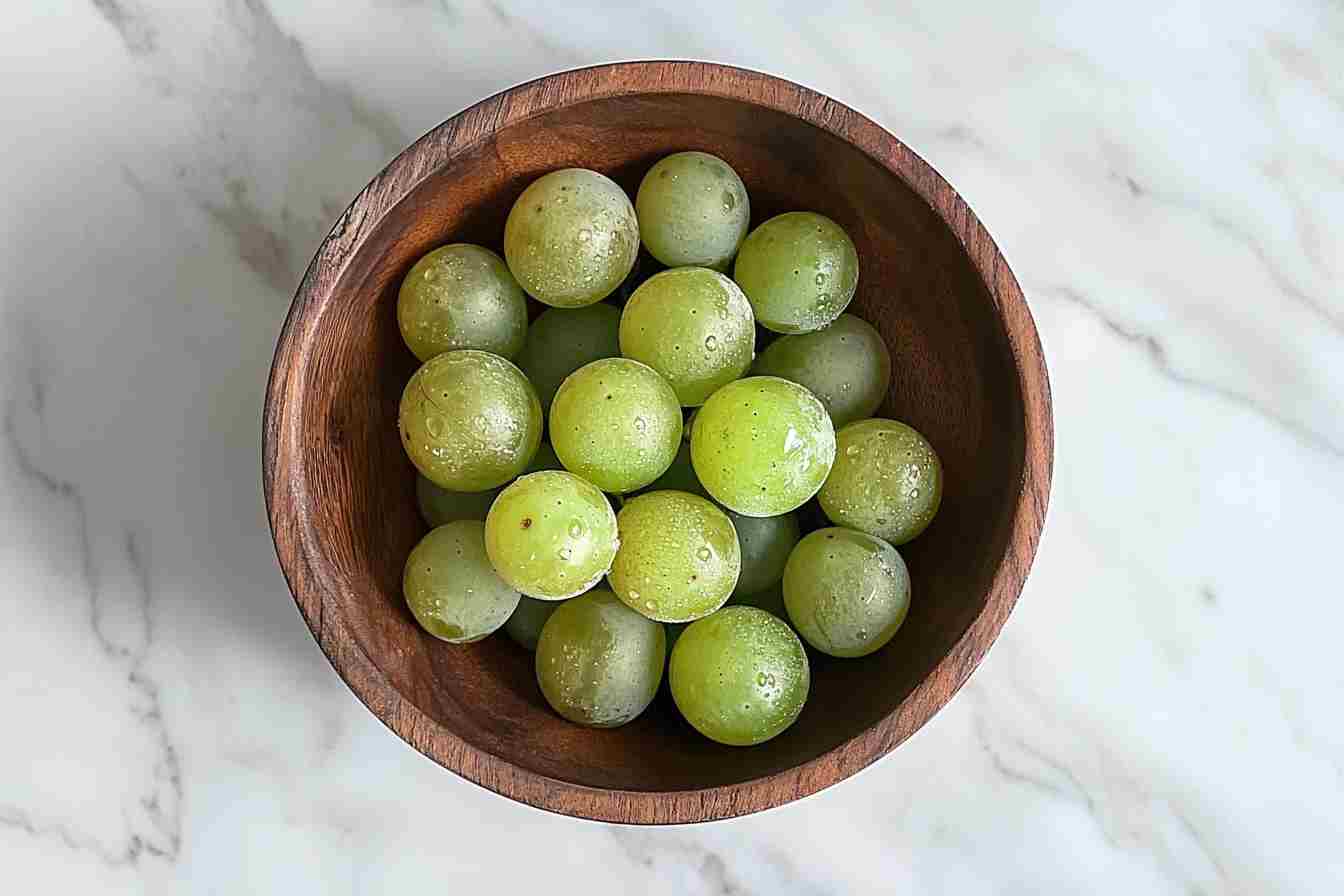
top-left (262, 60), bottom-right (1054, 824)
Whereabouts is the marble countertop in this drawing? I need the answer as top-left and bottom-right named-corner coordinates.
top-left (3, 0), bottom-right (1340, 891)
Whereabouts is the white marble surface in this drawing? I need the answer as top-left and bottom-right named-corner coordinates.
top-left (2, 0), bottom-right (1341, 891)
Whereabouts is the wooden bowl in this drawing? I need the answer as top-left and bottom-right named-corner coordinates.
top-left (263, 62), bottom-right (1052, 823)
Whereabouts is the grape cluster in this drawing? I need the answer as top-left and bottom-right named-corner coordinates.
top-left (393, 154), bottom-right (943, 746)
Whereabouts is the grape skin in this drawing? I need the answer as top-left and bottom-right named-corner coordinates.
top-left (733, 212), bottom-right (859, 334)
top-left (752, 314), bottom-right (890, 428)
top-left (484, 470), bottom-right (619, 600)
top-left (397, 244), bottom-right (528, 362)
top-left (635, 151), bottom-right (750, 271)
top-left (515, 303), bottom-right (622, 413)
top-left (503, 169), bottom-right (639, 307)
top-left (535, 589), bottom-right (665, 728)
top-left (690, 376), bottom-right (835, 516)
top-left (399, 350), bottom-right (542, 492)
top-left (818, 418), bottom-right (943, 545)
top-left (619, 267), bottom-right (755, 407)
top-left (783, 527), bottom-right (910, 657)
top-left (403, 521), bottom-right (520, 643)
top-left (669, 606), bottom-right (809, 746)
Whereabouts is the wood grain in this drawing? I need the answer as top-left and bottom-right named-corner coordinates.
top-left (262, 61), bottom-right (1053, 824)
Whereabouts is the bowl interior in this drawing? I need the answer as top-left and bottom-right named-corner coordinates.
top-left (294, 91), bottom-right (1025, 793)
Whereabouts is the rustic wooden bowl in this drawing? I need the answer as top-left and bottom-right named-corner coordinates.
top-left (263, 62), bottom-right (1052, 823)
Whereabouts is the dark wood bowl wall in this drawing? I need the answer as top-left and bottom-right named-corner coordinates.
top-left (264, 63), bottom-right (1051, 823)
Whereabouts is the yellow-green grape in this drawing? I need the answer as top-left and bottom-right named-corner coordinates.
top-left (669, 606), bottom-right (809, 746)
top-left (635, 151), bottom-right (750, 271)
top-left (535, 589), bottom-right (665, 727)
top-left (733, 212), bottom-right (858, 334)
top-left (690, 376), bottom-right (835, 516)
top-left (728, 510), bottom-right (799, 597)
top-left (782, 527), bottom-right (910, 657)
top-left (503, 595), bottom-right (563, 650)
top-left (399, 350), bottom-right (542, 491)
top-left (414, 442), bottom-right (560, 526)
top-left (752, 314), bottom-right (890, 428)
top-left (403, 521), bottom-right (520, 643)
top-left (619, 267), bottom-right (755, 406)
top-left (484, 470), bottom-right (619, 599)
top-left (503, 169), bottom-right (638, 307)
top-left (550, 358), bottom-right (682, 493)
top-left (515, 303), bottom-right (622, 413)
top-left (819, 418), bottom-right (943, 545)
top-left (609, 490), bottom-right (740, 623)
top-left (397, 244), bottom-right (528, 362)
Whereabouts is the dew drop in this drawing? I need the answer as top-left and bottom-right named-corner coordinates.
top-left (814, 272), bottom-right (825, 286)
top-left (876, 517), bottom-right (887, 525)
top-left (696, 546), bottom-right (712, 561)
top-left (910, 489), bottom-right (920, 499)
top-left (756, 672), bottom-right (768, 686)
top-left (722, 190), bottom-right (736, 211)
top-left (422, 267), bottom-right (437, 282)
top-left (424, 414), bottom-right (447, 440)
top-left (645, 601), bottom-right (656, 611)
top-left (577, 228), bottom-right (592, 242)
top-left (633, 416), bottom-right (648, 433)
top-left (845, 444), bottom-right (860, 457)
top-left (704, 335), bottom-right (718, 352)
top-left (568, 520), bottom-right (584, 538)
top-left (857, 628), bottom-right (868, 639)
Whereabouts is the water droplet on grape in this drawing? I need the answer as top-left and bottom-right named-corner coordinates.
top-left (756, 672), bottom-right (768, 686)
top-left (876, 517), bottom-right (887, 525)
top-left (722, 190), bottom-right (736, 211)
top-left (577, 228), bottom-right (591, 242)
top-left (696, 546), bottom-right (712, 561)
top-left (857, 628), bottom-right (868, 639)
top-left (704, 335), bottom-right (718, 352)
top-left (422, 267), bottom-right (437, 282)
top-left (568, 520), bottom-right (584, 538)
top-left (424, 414), bottom-right (447, 440)
top-left (845, 444), bottom-right (860, 457)
top-left (910, 489), bottom-right (920, 499)
top-left (814, 272), bottom-right (825, 286)
top-left (633, 416), bottom-right (647, 433)
top-left (644, 601), bottom-right (655, 611)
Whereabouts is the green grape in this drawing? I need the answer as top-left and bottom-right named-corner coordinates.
top-left (504, 595), bottom-right (563, 650)
top-left (690, 376), bottom-right (835, 516)
top-left (503, 169), bottom-right (638, 307)
top-left (728, 581), bottom-right (787, 618)
top-left (515, 303), bottom-right (622, 413)
top-left (403, 521), bottom-right (520, 643)
top-left (752, 314), bottom-right (890, 428)
top-left (484, 470), bottom-right (619, 599)
top-left (727, 510), bottom-right (799, 597)
top-left (783, 527), bottom-right (910, 657)
top-left (818, 418), bottom-right (943, 545)
top-left (550, 358), bottom-right (682, 493)
top-left (669, 606), bottom-right (809, 746)
top-left (637, 442), bottom-right (708, 498)
top-left (635, 151), bottom-right (750, 271)
top-left (608, 490), bottom-right (740, 623)
top-left (399, 350), bottom-right (542, 491)
top-left (619, 267), bottom-right (755, 406)
top-left (535, 589), bottom-right (664, 727)
top-left (397, 244), bottom-right (528, 362)
top-left (413, 442), bottom-right (560, 527)
top-left (733, 212), bottom-right (859, 334)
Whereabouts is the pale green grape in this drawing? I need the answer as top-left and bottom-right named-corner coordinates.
top-left (550, 358), bottom-right (682, 493)
top-left (783, 527), bottom-right (910, 657)
top-left (690, 376), bottom-right (835, 516)
top-left (504, 595), bottom-right (563, 650)
top-left (397, 244), bottom-right (528, 362)
top-left (484, 470), bottom-right (619, 599)
top-left (608, 490), bottom-right (740, 623)
top-left (399, 350), bottom-right (542, 491)
top-left (515, 303), bottom-right (621, 413)
top-left (818, 418), bottom-right (943, 545)
top-left (669, 606), bottom-right (809, 746)
top-left (535, 589), bottom-right (664, 727)
top-left (727, 510), bottom-right (799, 597)
top-left (733, 212), bottom-right (858, 333)
top-left (635, 151), bottom-right (750, 271)
top-left (403, 521), bottom-right (520, 643)
top-left (619, 267), bottom-right (755, 406)
top-left (751, 314), bottom-right (890, 428)
top-left (414, 442), bottom-right (559, 526)
top-left (503, 169), bottom-right (638, 307)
